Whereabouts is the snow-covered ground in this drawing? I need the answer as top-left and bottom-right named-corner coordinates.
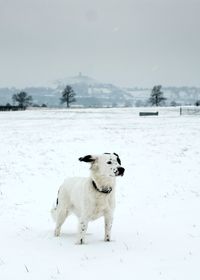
top-left (0, 107), bottom-right (200, 280)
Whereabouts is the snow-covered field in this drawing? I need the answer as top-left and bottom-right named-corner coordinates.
top-left (0, 107), bottom-right (200, 280)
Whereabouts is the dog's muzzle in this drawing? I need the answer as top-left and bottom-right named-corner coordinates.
top-left (116, 167), bottom-right (125, 176)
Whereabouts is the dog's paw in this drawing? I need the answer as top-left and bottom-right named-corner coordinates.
top-left (54, 228), bottom-right (60, 237)
top-left (76, 238), bottom-right (86, 245)
top-left (104, 236), bottom-right (111, 242)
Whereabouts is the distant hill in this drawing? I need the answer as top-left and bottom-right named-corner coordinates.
top-left (55, 73), bottom-right (99, 87)
top-left (0, 74), bottom-right (200, 107)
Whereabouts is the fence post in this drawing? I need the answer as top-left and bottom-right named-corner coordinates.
top-left (180, 107), bottom-right (182, 116)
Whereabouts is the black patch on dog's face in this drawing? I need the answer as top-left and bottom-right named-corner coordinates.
top-left (79, 155), bottom-right (95, 163)
top-left (113, 153), bottom-right (121, 165)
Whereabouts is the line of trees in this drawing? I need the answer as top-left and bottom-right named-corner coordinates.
top-left (2, 84), bottom-right (200, 109)
top-left (8, 85), bottom-right (168, 109)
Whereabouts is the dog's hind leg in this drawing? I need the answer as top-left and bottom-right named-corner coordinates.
top-left (54, 207), bottom-right (69, 237)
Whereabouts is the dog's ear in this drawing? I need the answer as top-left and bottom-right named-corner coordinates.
top-left (79, 155), bottom-right (96, 163)
top-left (113, 152), bottom-right (121, 165)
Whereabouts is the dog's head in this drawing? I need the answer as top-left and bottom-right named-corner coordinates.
top-left (79, 153), bottom-right (125, 177)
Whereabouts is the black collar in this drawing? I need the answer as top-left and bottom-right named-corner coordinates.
top-left (92, 180), bottom-right (112, 194)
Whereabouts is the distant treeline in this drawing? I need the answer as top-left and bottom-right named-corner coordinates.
top-left (1, 83), bottom-right (200, 110)
top-left (0, 104), bottom-right (26, 111)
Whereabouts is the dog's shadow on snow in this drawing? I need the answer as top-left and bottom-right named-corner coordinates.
top-left (44, 230), bottom-right (115, 246)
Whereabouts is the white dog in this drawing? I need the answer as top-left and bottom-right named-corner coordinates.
top-left (51, 153), bottom-right (125, 244)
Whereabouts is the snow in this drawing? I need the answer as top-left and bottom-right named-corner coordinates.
top-left (0, 108), bottom-right (200, 280)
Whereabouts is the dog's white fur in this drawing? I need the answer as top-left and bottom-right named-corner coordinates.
top-left (51, 153), bottom-right (124, 244)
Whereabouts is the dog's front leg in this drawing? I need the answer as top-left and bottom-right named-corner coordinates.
top-left (104, 211), bottom-right (113, 242)
top-left (76, 219), bottom-right (88, 244)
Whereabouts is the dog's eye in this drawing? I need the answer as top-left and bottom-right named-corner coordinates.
top-left (107, 161), bottom-right (112, 164)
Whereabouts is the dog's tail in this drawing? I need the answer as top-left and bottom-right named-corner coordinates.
top-left (51, 190), bottom-right (59, 222)
top-left (51, 196), bottom-right (59, 222)
top-left (51, 191), bottom-right (59, 222)
top-left (51, 204), bottom-right (57, 222)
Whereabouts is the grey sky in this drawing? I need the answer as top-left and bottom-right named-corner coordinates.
top-left (0, 0), bottom-right (199, 88)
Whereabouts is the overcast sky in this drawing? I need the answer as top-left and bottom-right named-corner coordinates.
top-left (0, 0), bottom-right (200, 88)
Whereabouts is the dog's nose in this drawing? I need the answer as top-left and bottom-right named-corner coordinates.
top-left (117, 167), bottom-right (125, 176)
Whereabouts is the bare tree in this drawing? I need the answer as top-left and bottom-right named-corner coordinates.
top-left (12, 91), bottom-right (32, 108)
top-left (149, 85), bottom-right (166, 106)
top-left (60, 85), bottom-right (76, 108)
